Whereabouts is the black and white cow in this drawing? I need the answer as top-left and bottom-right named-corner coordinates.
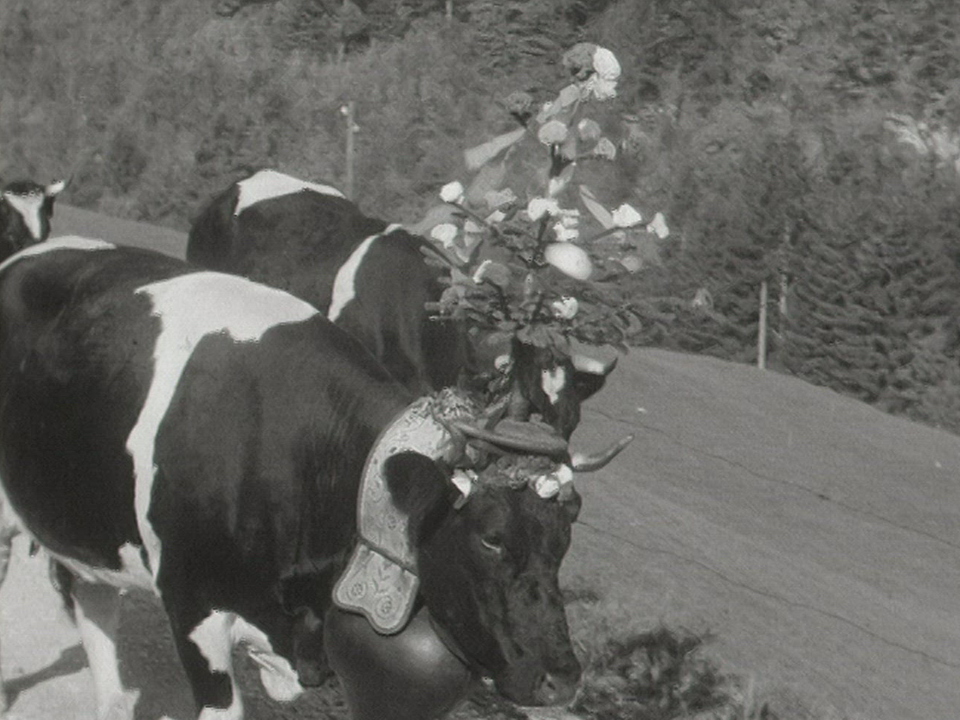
top-left (187, 169), bottom-right (616, 440)
top-left (0, 178), bottom-right (65, 260)
top-left (0, 237), bottom-right (626, 720)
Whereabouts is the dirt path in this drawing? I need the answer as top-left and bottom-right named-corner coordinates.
top-left (0, 208), bottom-right (957, 719)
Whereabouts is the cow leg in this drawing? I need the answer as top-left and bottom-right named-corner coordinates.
top-left (0, 520), bottom-right (18, 713)
top-left (71, 578), bottom-right (140, 720)
top-left (165, 602), bottom-right (243, 720)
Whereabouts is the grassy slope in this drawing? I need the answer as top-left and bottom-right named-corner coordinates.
top-left (3, 207), bottom-right (958, 719)
top-left (568, 349), bottom-right (960, 719)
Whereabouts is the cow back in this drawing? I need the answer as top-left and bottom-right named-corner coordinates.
top-left (0, 241), bottom-right (189, 564)
top-left (188, 178), bottom-right (474, 395)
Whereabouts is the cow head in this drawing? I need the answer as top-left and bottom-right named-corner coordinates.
top-left (0, 180), bottom-right (65, 260)
top-left (382, 450), bottom-right (583, 706)
top-left (500, 339), bottom-right (617, 440)
top-left (333, 392), bottom-right (631, 706)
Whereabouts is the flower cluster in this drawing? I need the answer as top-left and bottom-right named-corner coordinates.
top-left (423, 44), bottom-right (670, 354)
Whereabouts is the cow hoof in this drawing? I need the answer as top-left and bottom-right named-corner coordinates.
top-left (100, 688), bottom-right (140, 720)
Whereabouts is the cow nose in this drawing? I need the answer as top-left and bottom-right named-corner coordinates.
top-left (534, 670), bottom-right (579, 706)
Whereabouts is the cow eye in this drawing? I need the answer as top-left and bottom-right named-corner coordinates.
top-left (479, 535), bottom-right (504, 555)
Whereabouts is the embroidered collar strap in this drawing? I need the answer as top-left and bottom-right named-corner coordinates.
top-left (334, 395), bottom-right (462, 634)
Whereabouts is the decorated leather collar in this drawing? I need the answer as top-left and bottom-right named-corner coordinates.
top-left (333, 394), bottom-right (471, 634)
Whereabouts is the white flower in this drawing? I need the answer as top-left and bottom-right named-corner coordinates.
top-left (581, 49), bottom-right (621, 101)
top-left (527, 197), bottom-right (561, 221)
top-left (430, 223), bottom-right (459, 247)
top-left (553, 221), bottom-right (580, 242)
top-left (532, 464), bottom-right (574, 499)
top-left (472, 259), bottom-right (511, 287)
top-left (440, 181), bottom-right (465, 204)
top-left (592, 47), bottom-right (621, 82)
top-left (544, 242), bottom-right (593, 281)
top-left (583, 76), bottom-right (618, 100)
top-left (611, 203), bottom-right (643, 228)
top-left (486, 209), bottom-right (506, 224)
top-left (472, 259), bottom-right (492, 284)
top-left (593, 137), bottom-right (617, 160)
top-left (537, 120), bottom-right (569, 145)
top-left (551, 296), bottom-right (580, 320)
top-left (578, 118), bottom-right (602, 142)
top-left (647, 212), bottom-right (670, 239)
top-left (548, 172), bottom-right (574, 198)
top-left (620, 255), bottom-right (643, 273)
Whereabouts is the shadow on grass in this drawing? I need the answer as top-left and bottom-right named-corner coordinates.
top-left (3, 643), bottom-right (88, 707)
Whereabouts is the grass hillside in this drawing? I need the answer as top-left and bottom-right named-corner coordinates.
top-left (2, 205), bottom-right (956, 719)
top-left (568, 347), bottom-right (960, 720)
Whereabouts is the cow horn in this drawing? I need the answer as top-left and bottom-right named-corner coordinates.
top-left (45, 178), bottom-right (67, 197)
top-left (435, 417), bottom-right (468, 467)
top-left (452, 419), bottom-right (569, 458)
top-left (570, 434), bottom-right (634, 472)
top-left (571, 353), bottom-right (617, 376)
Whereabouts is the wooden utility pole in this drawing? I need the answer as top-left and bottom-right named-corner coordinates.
top-left (445, 0), bottom-right (453, 22)
top-left (341, 101), bottom-right (358, 200)
top-left (757, 279), bottom-right (768, 370)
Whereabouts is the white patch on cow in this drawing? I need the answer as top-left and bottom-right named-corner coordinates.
top-left (327, 230), bottom-right (382, 322)
top-left (2, 191), bottom-right (45, 240)
top-left (541, 366), bottom-right (568, 406)
top-left (191, 610), bottom-right (303, 715)
top-left (234, 169), bottom-right (345, 216)
top-left (191, 611), bottom-right (244, 720)
top-left (0, 235), bottom-right (114, 273)
top-left (571, 354), bottom-right (611, 375)
top-left (191, 610), bottom-right (235, 673)
top-left (49, 543), bottom-right (156, 592)
top-left (232, 617), bottom-right (304, 702)
top-left (127, 272), bottom-right (319, 580)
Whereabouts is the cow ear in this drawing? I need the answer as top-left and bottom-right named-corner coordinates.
top-left (382, 452), bottom-right (454, 542)
top-left (572, 366), bottom-right (610, 402)
top-left (571, 354), bottom-right (617, 402)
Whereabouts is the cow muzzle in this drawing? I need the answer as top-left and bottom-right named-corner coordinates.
top-left (495, 656), bottom-right (582, 707)
top-left (533, 668), bottom-right (581, 706)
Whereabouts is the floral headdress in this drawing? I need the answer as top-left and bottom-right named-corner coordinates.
top-left (423, 43), bottom-right (669, 363)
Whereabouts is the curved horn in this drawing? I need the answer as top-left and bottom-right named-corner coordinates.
top-left (570, 434), bottom-right (634, 472)
top-left (435, 418), bottom-right (468, 467)
top-left (453, 418), bottom-right (568, 458)
top-left (45, 178), bottom-right (67, 198)
top-left (571, 352), bottom-right (618, 376)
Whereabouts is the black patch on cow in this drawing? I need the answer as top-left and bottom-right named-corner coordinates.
top-left (340, 229), bottom-right (471, 393)
top-left (148, 312), bottom-right (409, 679)
top-left (187, 177), bottom-right (475, 395)
top-left (188, 184), bottom-right (385, 313)
top-left (0, 246), bottom-right (190, 569)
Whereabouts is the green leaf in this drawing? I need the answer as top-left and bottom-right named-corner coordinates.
top-left (466, 161), bottom-right (508, 206)
top-left (579, 185), bottom-right (615, 230)
top-left (464, 127), bottom-right (527, 171)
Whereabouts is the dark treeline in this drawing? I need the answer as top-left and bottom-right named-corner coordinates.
top-left (2, 0), bottom-right (960, 431)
